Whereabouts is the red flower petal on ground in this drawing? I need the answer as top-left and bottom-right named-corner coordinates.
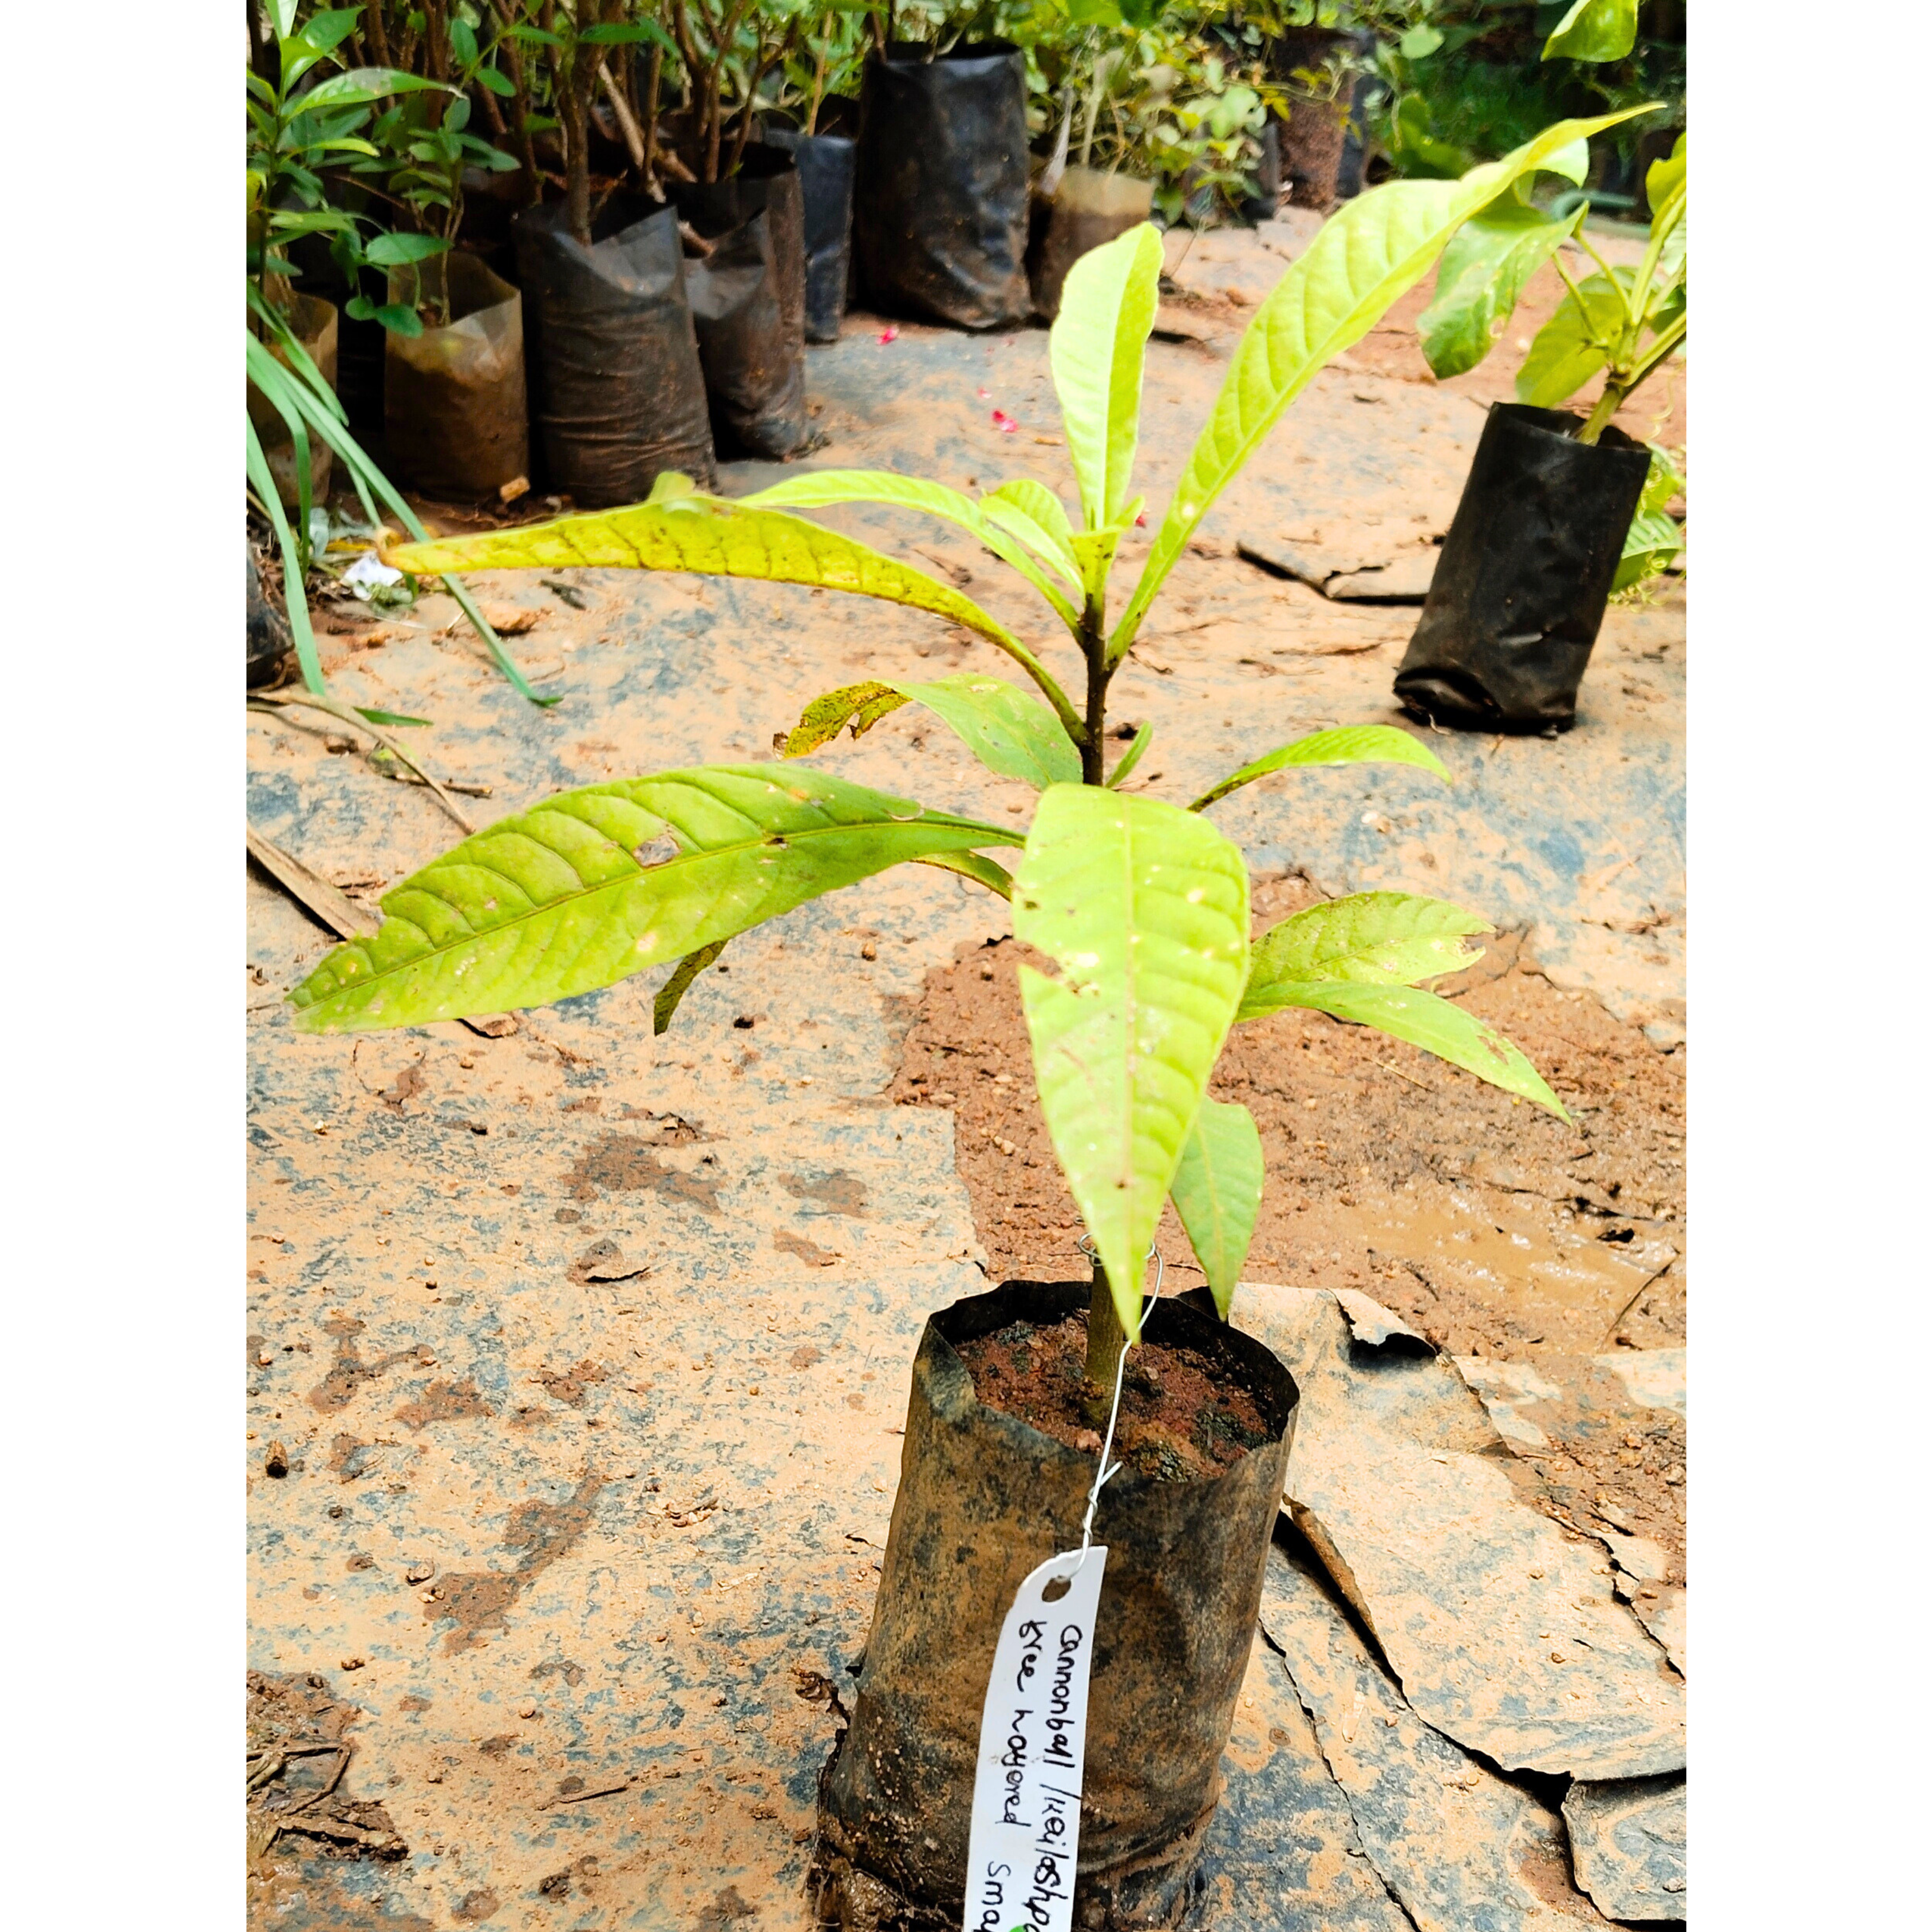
top-left (991, 409), bottom-right (1018, 434)
top-left (878, 325), bottom-right (900, 345)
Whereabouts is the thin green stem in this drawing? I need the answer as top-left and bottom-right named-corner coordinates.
top-left (1082, 1256), bottom-right (1128, 1424)
top-left (1573, 226), bottom-right (1634, 331)
top-left (1550, 250), bottom-right (1618, 357)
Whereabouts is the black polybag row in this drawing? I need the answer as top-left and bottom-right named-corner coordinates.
top-left (511, 195), bottom-right (714, 506)
top-left (672, 144), bottom-right (811, 459)
top-left (764, 125), bottom-right (859, 342)
top-left (1394, 403), bottom-right (1652, 733)
top-left (855, 41), bottom-right (1033, 330)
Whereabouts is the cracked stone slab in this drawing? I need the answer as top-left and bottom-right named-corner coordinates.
top-left (1594, 1348), bottom-right (1686, 1417)
top-left (1628, 1586), bottom-right (1685, 1674)
top-left (1234, 1283), bottom-right (1685, 1780)
top-left (1562, 1776), bottom-right (1688, 1921)
top-left (1187, 1636), bottom-right (1413, 1930)
top-left (1260, 1541), bottom-right (1615, 1932)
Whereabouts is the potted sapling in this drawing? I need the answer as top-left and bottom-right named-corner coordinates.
top-left (766, 3), bottom-right (871, 342)
top-left (509, 3), bottom-right (717, 505)
top-left (345, 10), bottom-right (532, 500)
top-left (1396, 7), bottom-right (1681, 732)
top-left (298, 115), bottom-right (1625, 1925)
top-left (658, 0), bottom-right (812, 457)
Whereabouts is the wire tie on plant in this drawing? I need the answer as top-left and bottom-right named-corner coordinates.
top-left (1065, 1239), bottom-right (1164, 1578)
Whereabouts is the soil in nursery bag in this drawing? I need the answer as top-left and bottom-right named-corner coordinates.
top-left (247, 292), bottom-right (337, 509)
top-left (1396, 404), bottom-right (1652, 734)
top-left (512, 194), bottom-right (714, 505)
top-left (1029, 165), bottom-right (1155, 321)
top-left (764, 126), bottom-right (858, 342)
top-left (854, 41), bottom-right (1032, 330)
top-left (383, 251), bottom-right (528, 500)
top-left (673, 151), bottom-right (810, 459)
top-left (812, 1278), bottom-right (1296, 1928)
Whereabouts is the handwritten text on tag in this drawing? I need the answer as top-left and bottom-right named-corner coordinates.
top-left (962, 1548), bottom-right (1107, 1932)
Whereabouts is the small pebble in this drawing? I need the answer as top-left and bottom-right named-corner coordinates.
top-left (263, 1441), bottom-right (289, 1477)
top-left (519, 1704), bottom-right (539, 1719)
top-left (859, 942), bottom-right (877, 961)
top-left (339, 1656), bottom-right (366, 1672)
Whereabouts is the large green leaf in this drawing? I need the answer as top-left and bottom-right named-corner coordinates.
top-left (1168, 1097), bottom-right (1264, 1316)
top-left (1254, 980), bottom-right (1569, 1119)
top-left (1419, 195), bottom-right (1584, 381)
top-left (1515, 272), bottom-right (1622, 406)
top-left (1049, 222), bottom-right (1165, 530)
top-left (739, 468), bottom-right (1081, 617)
top-left (1240, 893), bottom-right (1488, 1017)
top-left (287, 766), bottom-right (1021, 1033)
top-left (782, 674), bottom-right (1080, 788)
top-left (1190, 726), bottom-right (1449, 812)
top-left (1012, 787), bottom-right (1251, 1341)
top-left (1543, 0), bottom-right (1637, 62)
top-left (1111, 110), bottom-right (1650, 659)
top-left (385, 495), bottom-right (1082, 737)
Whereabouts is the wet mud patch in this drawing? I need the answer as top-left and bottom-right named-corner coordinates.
top-left (892, 892), bottom-right (1688, 1571)
top-left (561, 1130), bottom-right (722, 1211)
top-left (779, 1168), bottom-right (870, 1217)
top-left (530, 1359), bottom-right (610, 1408)
top-left (393, 1377), bottom-right (495, 1431)
top-left (431, 1471), bottom-right (605, 1653)
top-left (248, 1670), bottom-right (409, 1920)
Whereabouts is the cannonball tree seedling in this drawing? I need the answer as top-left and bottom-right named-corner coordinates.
top-left (297, 115), bottom-right (1641, 1406)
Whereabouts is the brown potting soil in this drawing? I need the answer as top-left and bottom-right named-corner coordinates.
top-left (955, 1310), bottom-right (1275, 1482)
top-left (890, 879), bottom-right (1689, 1576)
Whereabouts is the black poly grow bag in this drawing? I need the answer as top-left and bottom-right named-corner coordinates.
top-left (854, 42), bottom-right (1032, 330)
top-left (1395, 403), bottom-right (1652, 733)
top-left (681, 212), bottom-right (810, 460)
top-left (511, 195), bottom-right (714, 505)
top-left (812, 1278), bottom-right (1297, 1927)
top-left (764, 127), bottom-right (858, 342)
top-left (672, 148), bottom-right (810, 459)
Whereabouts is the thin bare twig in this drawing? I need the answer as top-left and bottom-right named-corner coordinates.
top-left (248, 690), bottom-right (477, 833)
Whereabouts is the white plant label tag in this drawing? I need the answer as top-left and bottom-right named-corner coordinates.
top-left (961, 1547), bottom-right (1108, 1932)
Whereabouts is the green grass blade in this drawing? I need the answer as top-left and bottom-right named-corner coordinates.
top-left (246, 417), bottom-right (324, 694)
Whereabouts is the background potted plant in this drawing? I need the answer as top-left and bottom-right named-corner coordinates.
top-left (1394, 0), bottom-right (1682, 733)
top-left (506, 2), bottom-right (718, 504)
top-left (345, 8), bottom-right (534, 499)
top-left (246, 2), bottom-right (543, 705)
top-left (293, 110), bottom-right (1622, 1919)
top-left (853, 9), bottom-right (1035, 329)
top-left (767, 2), bottom-right (872, 342)
top-left (658, 0), bottom-right (813, 458)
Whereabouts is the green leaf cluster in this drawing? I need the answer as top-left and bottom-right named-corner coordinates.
top-left (298, 127), bottom-right (1619, 1362)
